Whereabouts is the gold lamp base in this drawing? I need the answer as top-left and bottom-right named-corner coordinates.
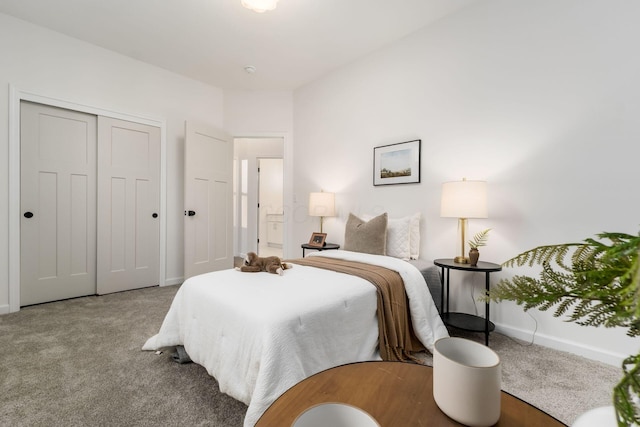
top-left (453, 217), bottom-right (470, 264)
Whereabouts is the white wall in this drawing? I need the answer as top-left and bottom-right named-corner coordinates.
top-left (224, 90), bottom-right (293, 136)
top-left (293, 0), bottom-right (640, 365)
top-left (0, 13), bottom-right (225, 311)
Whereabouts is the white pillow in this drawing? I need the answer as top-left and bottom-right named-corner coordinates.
top-left (409, 212), bottom-right (421, 260)
top-left (361, 213), bottom-right (421, 260)
top-left (386, 216), bottom-right (411, 260)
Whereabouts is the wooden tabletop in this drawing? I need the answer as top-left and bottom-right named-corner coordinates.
top-left (256, 361), bottom-right (566, 426)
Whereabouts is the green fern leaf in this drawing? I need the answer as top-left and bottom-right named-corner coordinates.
top-left (490, 230), bottom-right (640, 426)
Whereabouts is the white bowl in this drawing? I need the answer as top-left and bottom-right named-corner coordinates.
top-left (433, 337), bottom-right (502, 427)
top-left (292, 403), bottom-right (380, 427)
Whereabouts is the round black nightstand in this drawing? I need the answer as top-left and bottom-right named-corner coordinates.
top-left (301, 243), bottom-right (340, 257)
top-left (434, 258), bottom-right (502, 345)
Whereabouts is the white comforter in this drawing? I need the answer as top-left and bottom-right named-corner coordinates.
top-left (143, 250), bottom-right (448, 426)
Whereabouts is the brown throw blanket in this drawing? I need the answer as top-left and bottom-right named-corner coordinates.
top-left (290, 257), bottom-right (425, 363)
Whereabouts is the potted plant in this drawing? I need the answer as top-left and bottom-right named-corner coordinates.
top-left (488, 231), bottom-right (640, 426)
top-left (468, 228), bottom-right (491, 266)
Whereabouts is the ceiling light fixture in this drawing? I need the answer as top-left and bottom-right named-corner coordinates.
top-left (241, 0), bottom-right (278, 13)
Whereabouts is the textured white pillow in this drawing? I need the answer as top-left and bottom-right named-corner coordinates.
top-left (361, 213), bottom-right (420, 260)
top-left (386, 217), bottom-right (412, 259)
top-left (409, 212), bottom-right (421, 260)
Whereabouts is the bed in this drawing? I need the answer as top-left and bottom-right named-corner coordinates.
top-left (143, 249), bottom-right (448, 427)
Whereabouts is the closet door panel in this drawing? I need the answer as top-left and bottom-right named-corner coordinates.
top-left (70, 173), bottom-right (90, 275)
top-left (20, 101), bottom-right (97, 306)
top-left (109, 176), bottom-right (127, 272)
top-left (97, 117), bottom-right (160, 294)
top-left (135, 178), bottom-right (154, 269)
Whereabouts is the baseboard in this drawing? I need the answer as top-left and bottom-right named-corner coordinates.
top-left (163, 277), bottom-right (183, 286)
top-left (494, 322), bottom-right (626, 367)
top-left (0, 304), bottom-right (9, 315)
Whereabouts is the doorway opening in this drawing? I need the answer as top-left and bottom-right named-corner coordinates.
top-left (233, 137), bottom-right (284, 260)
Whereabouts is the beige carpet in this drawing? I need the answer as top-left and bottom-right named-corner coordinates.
top-left (0, 284), bottom-right (620, 426)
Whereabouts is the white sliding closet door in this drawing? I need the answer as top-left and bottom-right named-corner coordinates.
top-left (20, 101), bottom-right (97, 306)
top-left (97, 117), bottom-right (160, 294)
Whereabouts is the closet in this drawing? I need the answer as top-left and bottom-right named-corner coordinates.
top-left (20, 101), bottom-right (160, 306)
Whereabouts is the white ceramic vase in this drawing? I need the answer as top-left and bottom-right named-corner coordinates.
top-left (433, 337), bottom-right (502, 427)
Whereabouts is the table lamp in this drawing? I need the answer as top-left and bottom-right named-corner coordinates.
top-left (308, 191), bottom-right (335, 234)
top-left (440, 178), bottom-right (487, 263)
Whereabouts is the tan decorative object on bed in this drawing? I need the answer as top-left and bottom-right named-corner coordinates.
top-left (343, 213), bottom-right (388, 255)
top-left (236, 252), bottom-right (292, 275)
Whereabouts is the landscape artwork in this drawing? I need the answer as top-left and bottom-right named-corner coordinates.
top-left (373, 139), bottom-right (421, 186)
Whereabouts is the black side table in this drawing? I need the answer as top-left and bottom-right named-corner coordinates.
top-left (301, 243), bottom-right (340, 257)
top-left (434, 258), bottom-right (502, 345)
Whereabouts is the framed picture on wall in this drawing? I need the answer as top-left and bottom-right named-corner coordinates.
top-left (308, 232), bottom-right (327, 247)
top-left (373, 139), bottom-right (421, 186)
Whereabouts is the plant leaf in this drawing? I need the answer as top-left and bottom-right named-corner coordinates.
top-left (489, 231), bottom-right (640, 426)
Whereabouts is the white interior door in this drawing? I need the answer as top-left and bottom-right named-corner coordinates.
top-left (184, 121), bottom-right (233, 279)
top-left (97, 117), bottom-right (160, 294)
top-left (20, 101), bottom-right (97, 306)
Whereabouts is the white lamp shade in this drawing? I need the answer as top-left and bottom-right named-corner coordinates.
top-left (440, 180), bottom-right (488, 218)
top-left (308, 192), bottom-right (336, 217)
top-left (241, 0), bottom-right (278, 13)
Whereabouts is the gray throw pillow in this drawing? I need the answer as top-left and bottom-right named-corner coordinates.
top-left (343, 213), bottom-right (388, 255)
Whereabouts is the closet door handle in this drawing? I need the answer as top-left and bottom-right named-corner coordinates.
top-left (185, 210), bottom-right (196, 217)
top-left (152, 213), bottom-right (158, 218)
top-left (24, 211), bottom-right (34, 218)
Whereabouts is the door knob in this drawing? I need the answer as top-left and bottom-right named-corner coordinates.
top-left (152, 213), bottom-right (158, 218)
top-left (185, 210), bottom-right (196, 217)
top-left (24, 211), bottom-right (34, 218)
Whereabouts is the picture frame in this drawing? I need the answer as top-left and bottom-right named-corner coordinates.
top-left (308, 232), bottom-right (327, 247)
top-left (373, 139), bottom-right (421, 186)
